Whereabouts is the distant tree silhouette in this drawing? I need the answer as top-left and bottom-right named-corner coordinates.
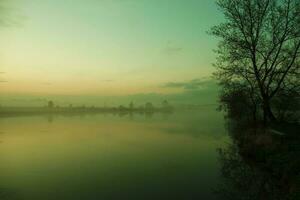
top-left (119, 105), bottom-right (126, 111)
top-left (129, 101), bottom-right (134, 110)
top-left (161, 100), bottom-right (173, 112)
top-left (145, 102), bottom-right (154, 111)
top-left (162, 100), bottom-right (169, 108)
top-left (211, 0), bottom-right (300, 123)
top-left (48, 101), bottom-right (54, 109)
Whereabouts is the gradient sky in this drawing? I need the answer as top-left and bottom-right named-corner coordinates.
top-left (0, 0), bottom-right (223, 105)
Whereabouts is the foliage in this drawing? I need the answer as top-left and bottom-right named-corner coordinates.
top-left (211, 0), bottom-right (300, 123)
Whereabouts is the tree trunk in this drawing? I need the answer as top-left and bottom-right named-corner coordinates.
top-left (253, 106), bottom-right (257, 121)
top-left (263, 98), bottom-right (276, 124)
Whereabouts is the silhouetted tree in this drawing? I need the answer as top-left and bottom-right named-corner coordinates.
top-left (162, 100), bottom-right (169, 107)
top-left (161, 100), bottom-right (173, 112)
top-left (119, 105), bottom-right (126, 111)
top-left (48, 101), bottom-right (54, 109)
top-left (219, 82), bottom-right (259, 120)
top-left (145, 102), bottom-right (154, 111)
top-left (129, 101), bottom-right (134, 110)
top-left (272, 89), bottom-right (300, 122)
top-left (211, 0), bottom-right (300, 123)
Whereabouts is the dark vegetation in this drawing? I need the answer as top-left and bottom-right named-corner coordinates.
top-left (212, 1), bottom-right (300, 199)
top-left (215, 120), bottom-right (300, 200)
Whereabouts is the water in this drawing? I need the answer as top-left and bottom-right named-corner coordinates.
top-left (0, 107), bottom-right (228, 200)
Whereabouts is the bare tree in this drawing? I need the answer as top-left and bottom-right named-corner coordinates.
top-left (211, 0), bottom-right (300, 123)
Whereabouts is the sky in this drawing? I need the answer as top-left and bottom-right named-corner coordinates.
top-left (0, 0), bottom-right (223, 106)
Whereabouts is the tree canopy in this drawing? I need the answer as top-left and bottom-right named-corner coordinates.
top-left (212, 0), bottom-right (300, 122)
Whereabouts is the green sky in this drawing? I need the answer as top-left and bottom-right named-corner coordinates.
top-left (0, 0), bottom-right (223, 106)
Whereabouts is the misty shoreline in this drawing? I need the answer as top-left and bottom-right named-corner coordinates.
top-left (0, 106), bottom-right (174, 117)
top-left (0, 104), bottom-right (219, 118)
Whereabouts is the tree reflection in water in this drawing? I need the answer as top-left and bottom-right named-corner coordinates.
top-left (215, 121), bottom-right (300, 200)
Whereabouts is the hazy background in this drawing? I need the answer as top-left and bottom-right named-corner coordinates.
top-left (0, 0), bottom-right (223, 107)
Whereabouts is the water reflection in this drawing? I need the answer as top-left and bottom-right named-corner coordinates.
top-left (2, 108), bottom-right (298, 199)
top-left (215, 120), bottom-right (300, 200)
top-left (0, 107), bottom-right (227, 200)
top-left (37, 111), bottom-right (171, 124)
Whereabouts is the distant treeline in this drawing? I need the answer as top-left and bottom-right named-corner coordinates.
top-left (0, 100), bottom-right (174, 117)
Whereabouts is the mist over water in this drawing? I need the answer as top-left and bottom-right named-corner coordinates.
top-left (0, 0), bottom-right (299, 199)
top-left (0, 106), bottom-right (228, 200)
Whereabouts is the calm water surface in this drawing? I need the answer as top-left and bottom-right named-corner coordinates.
top-left (0, 107), bottom-right (228, 200)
